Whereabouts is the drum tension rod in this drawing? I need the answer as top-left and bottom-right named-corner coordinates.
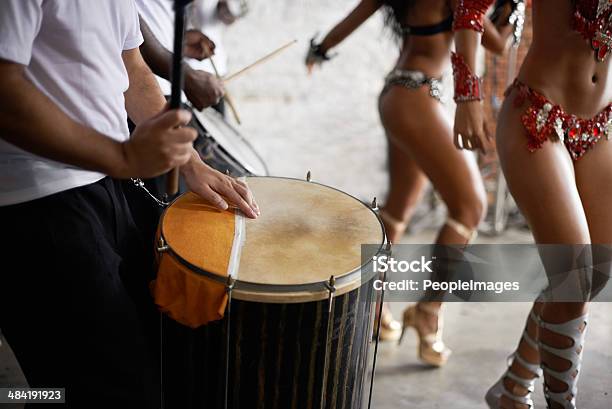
top-left (225, 275), bottom-right (236, 291)
top-left (320, 275), bottom-right (336, 409)
top-left (157, 237), bottom-right (169, 253)
top-left (306, 170), bottom-right (312, 182)
top-left (325, 275), bottom-right (336, 312)
top-left (223, 275), bottom-right (236, 409)
top-left (371, 197), bottom-right (378, 211)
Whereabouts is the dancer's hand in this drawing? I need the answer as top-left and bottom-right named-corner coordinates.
top-left (454, 101), bottom-right (491, 154)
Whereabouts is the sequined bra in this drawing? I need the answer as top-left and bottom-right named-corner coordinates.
top-left (572, 0), bottom-right (612, 61)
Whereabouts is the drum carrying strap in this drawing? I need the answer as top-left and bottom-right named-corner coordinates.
top-left (152, 192), bottom-right (246, 328)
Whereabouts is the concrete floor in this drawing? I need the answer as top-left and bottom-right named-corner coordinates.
top-left (373, 301), bottom-right (612, 409)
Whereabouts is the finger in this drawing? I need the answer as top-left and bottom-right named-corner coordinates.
top-left (232, 179), bottom-right (259, 214)
top-left (484, 120), bottom-right (494, 142)
top-left (169, 127), bottom-right (198, 143)
top-left (154, 109), bottom-right (192, 129)
top-left (458, 133), bottom-right (466, 150)
top-left (473, 130), bottom-right (486, 154)
top-left (454, 131), bottom-right (462, 150)
top-left (465, 136), bottom-right (473, 150)
top-left (199, 186), bottom-right (229, 211)
top-left (214, 182), bottom-right (257, 219)
top-left (234, 179), bottom-right (260, 212)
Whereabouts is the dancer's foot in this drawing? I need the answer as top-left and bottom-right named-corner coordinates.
top-left (486, 306), bottom-right (542, 409)
top-left (374, 303), bottom-right (402, 342)
top-left (399, 302), bottom-right (451, 367)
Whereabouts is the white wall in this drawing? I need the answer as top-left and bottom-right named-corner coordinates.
top-left (222, 0), bottom-right (398, 201)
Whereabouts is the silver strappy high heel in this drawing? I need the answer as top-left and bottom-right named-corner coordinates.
top-left (539, 313), bottom-right (589, 409)
top-left (485, 310), bottom-right (542, 408)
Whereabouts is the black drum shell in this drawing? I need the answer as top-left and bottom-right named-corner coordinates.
top-left (162, 281), bottom-right (375, 409)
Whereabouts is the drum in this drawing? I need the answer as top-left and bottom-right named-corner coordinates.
top-left (155, 176), bottom-right (387, 409)
top-left (191, 107), bottom-right (269, 177)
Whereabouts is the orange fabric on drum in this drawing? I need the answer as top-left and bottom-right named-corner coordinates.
top-left (151, 193), bottom-right (236, 328)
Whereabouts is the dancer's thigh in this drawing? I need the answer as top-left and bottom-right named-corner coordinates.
top-left (496, 90), bottom-right (589, 245)
top-left (379, 86), bottom-right (485, 223)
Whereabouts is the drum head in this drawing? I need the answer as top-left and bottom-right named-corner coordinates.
top-left (161, 177), bottom-right (386, 302)
top-left (192, 108), bottom-right (268, 176)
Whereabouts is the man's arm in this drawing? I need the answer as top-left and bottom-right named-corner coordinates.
top-left (0, 60), bottom-right (127, 176)
top-left (123, 35), bottom-right (258, 217)
top-left (138, 16), bottom-right (224, 110)
top-left (0, 59), bottom-right (196, 179)
top-left (123, 47), bottom-right (166, 124)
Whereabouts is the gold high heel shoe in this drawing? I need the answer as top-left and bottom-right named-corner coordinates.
top-left (399, 304), bottom-right (451, 367)
top-left (374, 307), bottom-right (402, 342)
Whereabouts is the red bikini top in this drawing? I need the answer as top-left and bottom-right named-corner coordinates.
top-left (573, 0), bottom-right (612, 61)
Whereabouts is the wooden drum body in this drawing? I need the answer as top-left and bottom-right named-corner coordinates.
top-left (157, 177), bottom-right (387, 409)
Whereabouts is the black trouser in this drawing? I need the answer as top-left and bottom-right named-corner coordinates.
top-left (0, 178), bottom-right (161, 409)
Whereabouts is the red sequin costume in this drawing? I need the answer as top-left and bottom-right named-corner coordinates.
top-left (507, 0), bottom-right (612, 160)
top-left (451, 0), bottom-right (494, 101)
top-left (573, 0), bottom-right (612, 61)
top-left (507, 79), bottom-right (612, 160)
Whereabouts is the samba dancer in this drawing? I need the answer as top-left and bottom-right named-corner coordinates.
top-left (453, 1), bottom-right (611, 408)
top-left (306, 0), bottom-right (515, 366)
top-left (0, 1), bottom-right (257, 407)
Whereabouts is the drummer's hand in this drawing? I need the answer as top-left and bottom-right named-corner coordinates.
top-left (453, 101), bottom-right (491, 154)
top-left (217, 0), bottom-right (237, 25)
top-left (181, 150), bottom-right (260, 219)
top-left (120, 108), bottom-right (196, 178)
top-left (184, 30), bottom-right (216, 60)
top-left (185, 69), bottom-right (225, 111)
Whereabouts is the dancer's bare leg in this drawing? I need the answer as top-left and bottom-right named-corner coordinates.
top-left (496, 91), bottom-right (590, 408)
top-left (380, 85), bottom-right (486, 364)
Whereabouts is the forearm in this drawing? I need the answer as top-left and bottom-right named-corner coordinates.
top-left (123, 53), bottom-right (166, 125)
top-left (139, 16), bottom-right (175, 81)
top-left (452, 0), bottom-right (494, 101)
top-left (481, 17), bottom-right (513, 54)
top-left (320, 0), bottom-right (380, 52)
top-left (0, 63), bottom-right (127, 176)
top-left (455, 30), bottom-right (482, 72)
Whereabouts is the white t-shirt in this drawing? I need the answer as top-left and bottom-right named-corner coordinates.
top-left (0, 0), bottom-right (144, 206)
top-left (135, 0), bottom-right (179, 96)
top-left (136, 0), bottom-right (229, 93)
top-left (188, 0), bottom-right (229, 76)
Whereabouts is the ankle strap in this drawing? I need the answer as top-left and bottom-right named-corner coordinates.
top-left (379, 209), bottom-right (408, 232)
top-left (446, 217), bottom-right (477, 243)
top-left (538, 313), bottom-right (589, 409)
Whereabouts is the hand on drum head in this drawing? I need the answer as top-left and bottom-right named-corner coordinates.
top-left (181, 157), bottom-right (260, 219)
top-left (184, 30), bottom-right (216, 60)
top-left (118, 107), bottom-right (197, 178)
top-left (185, 69), bottom-right (225, 111)
top-left (453, 101), bottom-right (492, 154)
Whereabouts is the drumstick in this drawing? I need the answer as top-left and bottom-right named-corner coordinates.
top-left (209, 56), bottom-right (242, 125)
top-left (222, 39), bottom-right (298, 83)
